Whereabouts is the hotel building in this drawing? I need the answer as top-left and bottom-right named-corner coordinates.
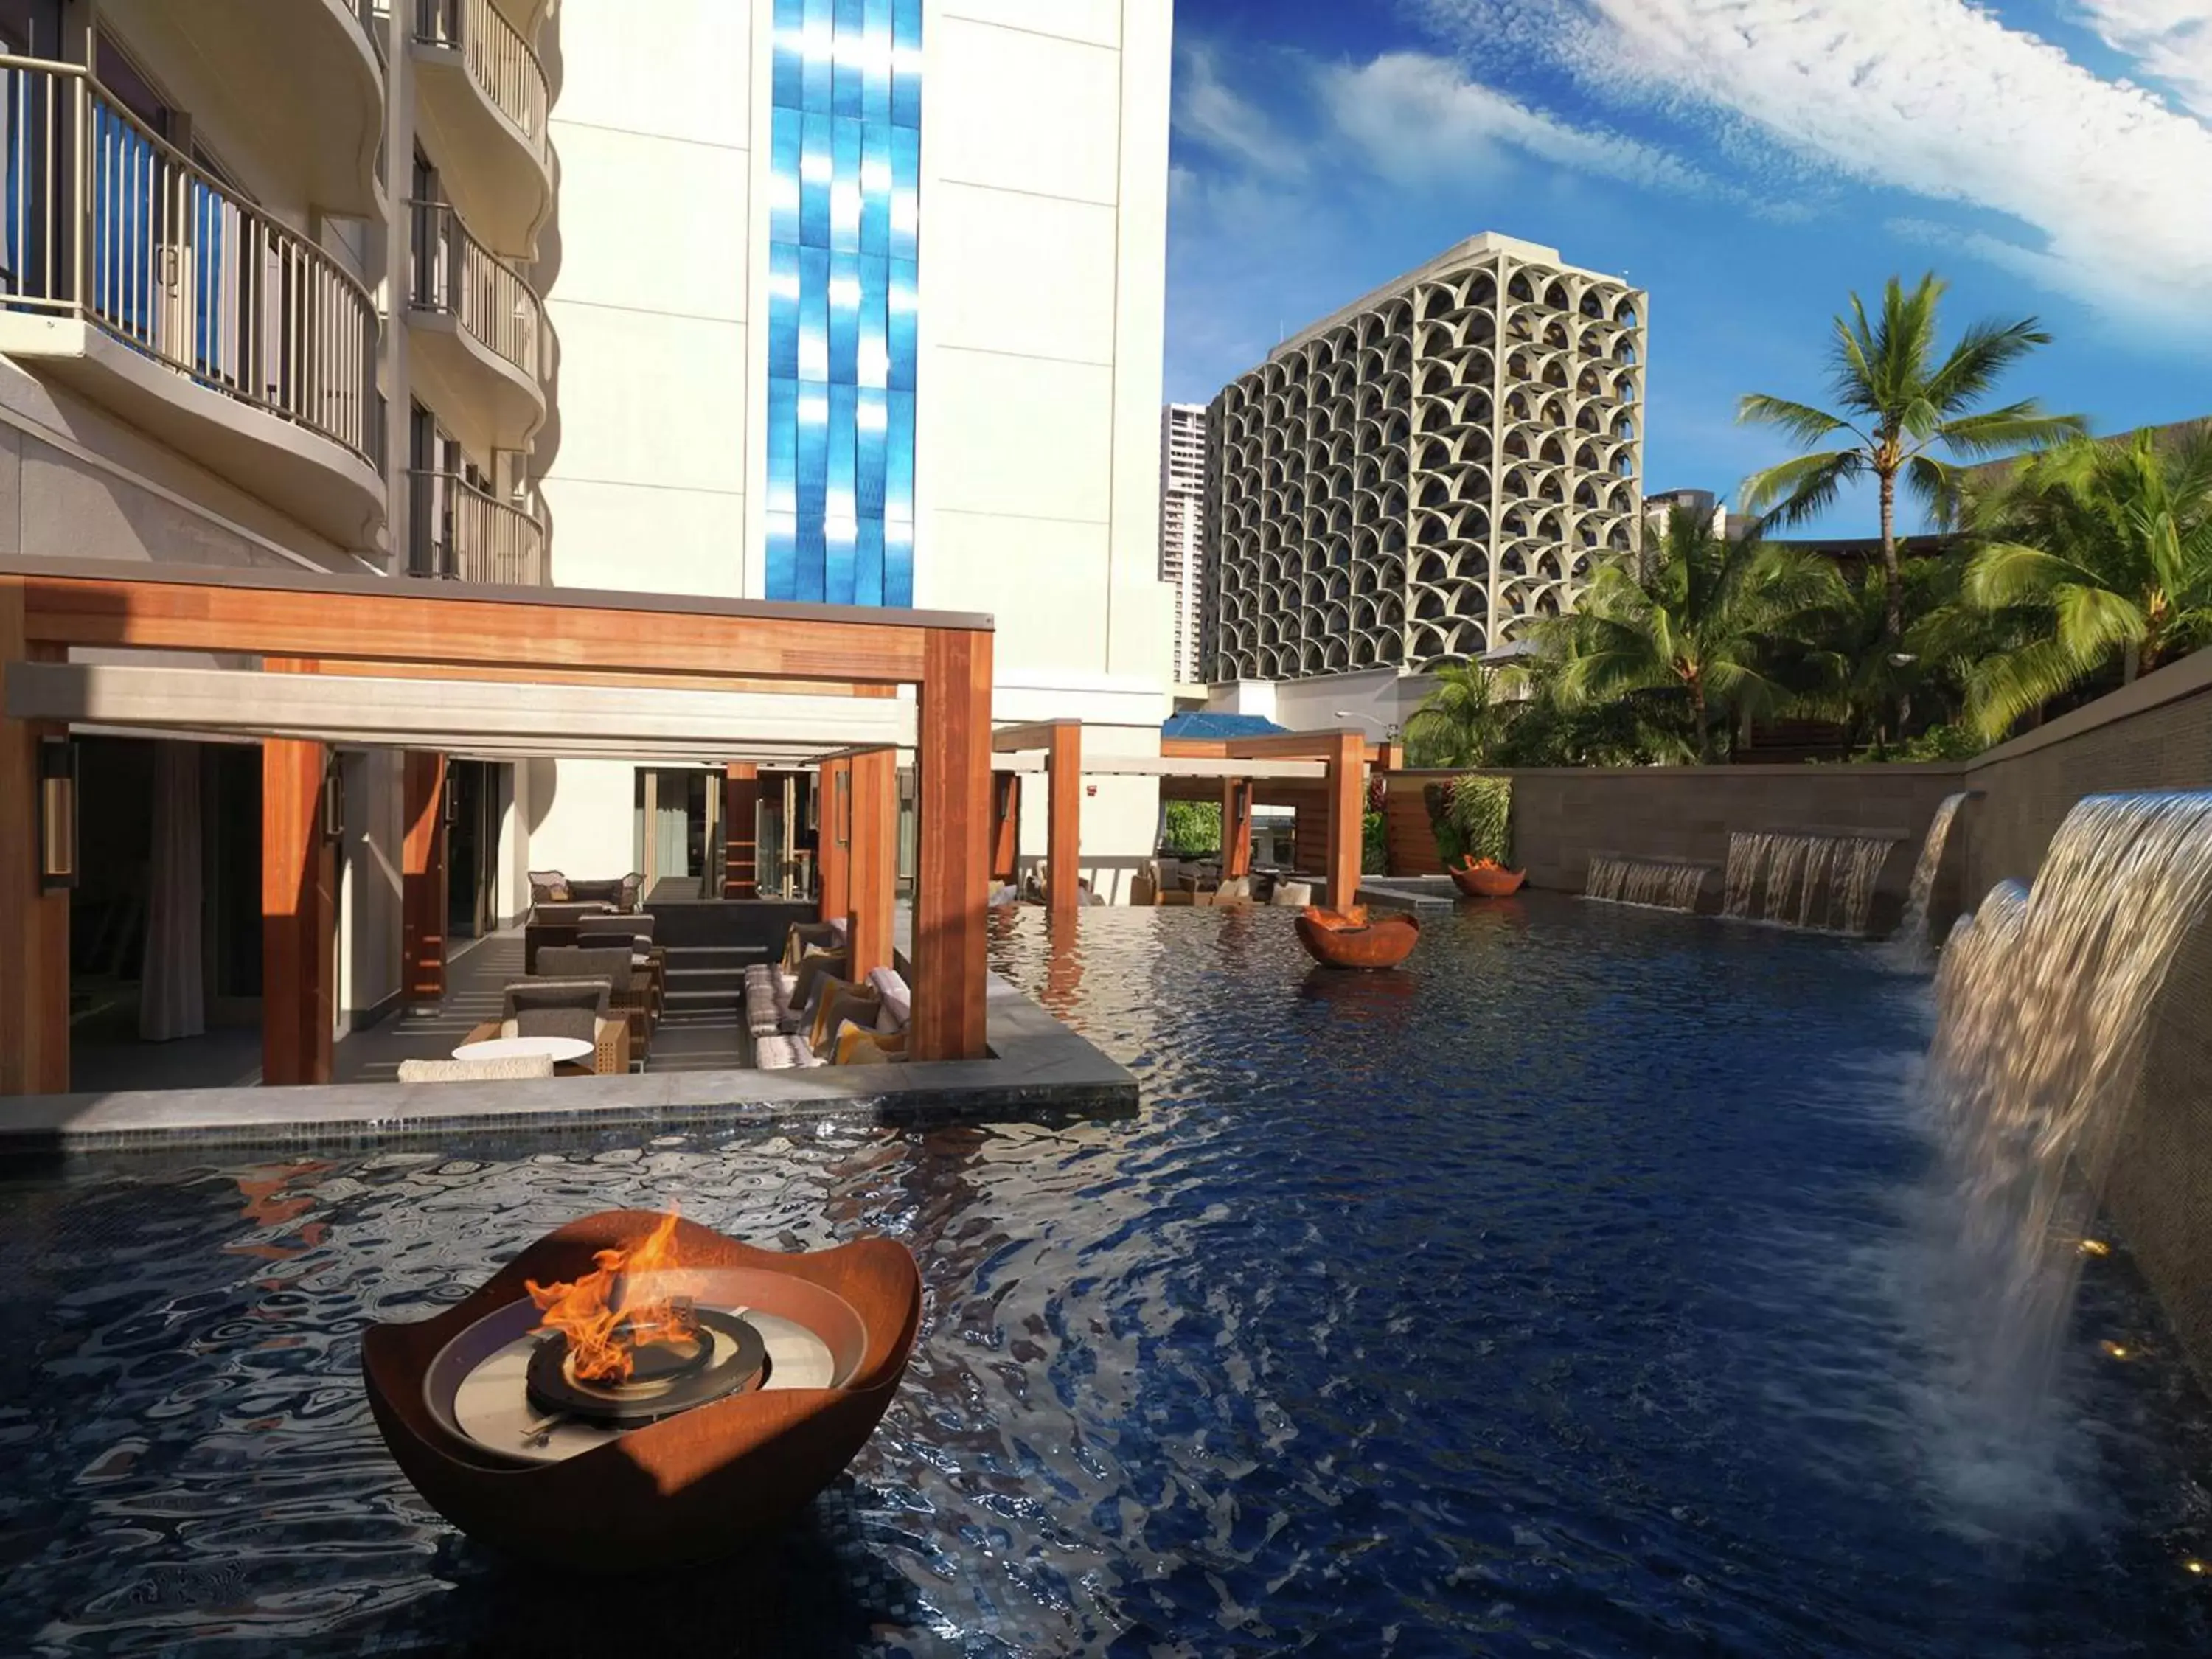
top-left (1158, 401), bottom-right (1204, 686)
top-left (0, 0), bottom-right (1172, 1065)
top-left (1201, 232), bottom-right (1645, 714)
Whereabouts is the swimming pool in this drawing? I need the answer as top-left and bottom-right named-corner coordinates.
top-left (1, 899), bottom-right (2205, 1655)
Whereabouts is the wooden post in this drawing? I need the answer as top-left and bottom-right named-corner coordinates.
top-left (847, 747), bottom-right (897, 981)
top-left (990, 771), bottom-right (1020, 884)
top-left (817, 755), bottom-right (851, 925)
top-left (722, 764), bottom-right (759, 897)
top-left (1046, 721), bottom-right (1082, 917)
top-left (261, 711), bottom-right (335, 1087)
top-left (0, 579), bottom-right (69, 1096)
top-left (1221, 776), bottom-right (1253, 880)
top-left (1324, 730), bottom-right (1366, 914)
top-left (401, 751), bottom-right (447, 1006)
top-left (912, 627), bottom-right (992, 1062)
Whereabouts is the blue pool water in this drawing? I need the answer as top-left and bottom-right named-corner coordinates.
top-left (1, 898), bottom-right (2208, 1656)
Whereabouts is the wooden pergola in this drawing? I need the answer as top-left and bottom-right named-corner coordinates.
top-left (990, 721), bottom-right (1367, 915)
top-left (0, 557), bottom-right (995, 1096)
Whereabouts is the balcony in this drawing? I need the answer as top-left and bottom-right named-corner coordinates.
top-left (408, 469), bottom-right (546, 585)
top-left (0, 58), bottom-right (385, 549)
top-left (98, 0), bottom-right (384, 220)
top-left (411, 0), bottom-right (552, 258)
top-left (406, 201), bottom-right (546, 451)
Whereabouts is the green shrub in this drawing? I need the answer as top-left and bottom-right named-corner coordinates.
top-left (1423, 773), bottom-right (1512, 866)
top-left (1362, 810), bottom-right (1388, 875)
top-left (1161, 800), bottom-right (1222, 856)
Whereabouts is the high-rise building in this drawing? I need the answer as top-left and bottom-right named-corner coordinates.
top-left (0, 0), bottom-right (1174, 1043)
top-left (1159, 403), bottom-right (1206, 684)
top-left (1203, 232), bottom-right (1645, 684)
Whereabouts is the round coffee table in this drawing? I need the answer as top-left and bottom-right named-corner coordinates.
top-left (451, 1035), bottom-right (596, 1066)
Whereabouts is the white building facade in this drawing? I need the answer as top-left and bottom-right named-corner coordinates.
top-left (535, 0), bottom-right (1177, 900)
top-left (1159, 401), bottom-right (1205, 686)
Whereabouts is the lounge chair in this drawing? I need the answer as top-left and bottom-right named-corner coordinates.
top-left (535, 946), bottom-right (654, 1055)
top-left (459, 978), bottom-right (633, 1074)
top-left (566, 872), bottom-right (646, 913)
top-left (576, 911), bottom-right (666, 1017)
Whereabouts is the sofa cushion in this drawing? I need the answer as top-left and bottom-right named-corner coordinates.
top-left (808, 981), bottom-right (882, 1052)
top-left (400, 1054), bottom-right (557, 1082)
top-left (864, 967), bottom-right (912, 1031)
top-left (832, 1021), bottom-right (908, 1065)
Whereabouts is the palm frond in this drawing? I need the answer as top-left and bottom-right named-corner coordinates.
top-left (1937, 402), bottom-right (2087, 457)
top-left (1966, 636), bottom-right (2098, 740)
top-left (1965, 540), bottom-right (2096, 610)
top-left (1740, 450), bottom-right (1862, 524)
top-left (1921, 315), bottom-right (2054, 412)
top-left (1736, 394), bottom-right (1860, 448)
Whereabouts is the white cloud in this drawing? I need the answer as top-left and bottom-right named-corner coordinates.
top-left (1316, 52), bottom-right (1717, 195)
top-left (1415, 0), bottom-right (2212, 330)
top-left (2073, 0), bottom-right (2212, 119)
top-left (1173, 44), bottom-right (1307, 177)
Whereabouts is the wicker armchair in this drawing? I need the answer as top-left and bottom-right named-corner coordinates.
top-left (462, 978), bottom-right (632, 1075)
top-left (535, 946), bottom-right (653, 1054)
top-left (524, 900), bottom-right (616, 973)
top-left (566, 873), bottom-right (646, 914)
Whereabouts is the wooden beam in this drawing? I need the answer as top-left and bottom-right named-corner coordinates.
top-left (401, 751), bottom-right (448, 1006)
top-left (846, 747), bottom-right (897, 982)
top-left (911, 627), bottom-right (992, 1062)
top-left (990, 772), bottom-right (1020, 883)
top-left (0, 579), bottom-right (69, 1096)
top-left (1047, 722), bottom-right (1082, 917)
top-left (262, 664), bottom-right (335, 1085)
top-left (1225, 729), bottom-right (1368, 760)
top-left (992, 719), bottom-right (1073, 754)
top-left (1161, 736), bottom-right (1230, 760)
top-left (816, 756), bottom-right (852, 926)
top-left (1222, 776), bottom-right (1254, 880)
top-left (722, 764), bottom-right (759, 898)
top-left (1323, 730), bottom-right (1366, 913)
top-left (20, 568), bottom-right (934, 684)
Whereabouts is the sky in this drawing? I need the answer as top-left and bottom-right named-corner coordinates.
top-left (1164, 0), bottom-right (2212, 536)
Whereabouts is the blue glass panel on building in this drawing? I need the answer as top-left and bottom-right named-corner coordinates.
top-left (768, 0), bottom-right (917, 607)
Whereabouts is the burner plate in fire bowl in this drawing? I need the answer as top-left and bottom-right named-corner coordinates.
top-left (525, 1307), bottom-right (768, 1426)
top-left (437, 1273), bottom-right (841, 1465)
top-left (364, 1212), bottom-right (922, 1570)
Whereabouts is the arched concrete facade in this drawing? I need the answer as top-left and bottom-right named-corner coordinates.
top-left (1203, 234), bottom-right (1646, 679)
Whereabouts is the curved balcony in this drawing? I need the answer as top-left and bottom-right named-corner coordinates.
top-left (411, 0), bottom-right (552, 258)
top-left (406, 201), bottom-right (546, 451)
top-left (0, 57), bottom-right (384, 548)
top-left (408, 470), bottom-right (546, 586)
top-left (99, 0), bottom-right (384, 219)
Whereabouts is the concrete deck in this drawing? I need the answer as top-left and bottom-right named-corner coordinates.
top-left (10, 928), bottom-right (1135, 1155)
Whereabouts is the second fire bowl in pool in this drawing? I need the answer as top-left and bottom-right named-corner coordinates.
top-left (1295, 905), bottom-right (1422, 970)
top-left (361, 1209), bottom-right (921, 1571)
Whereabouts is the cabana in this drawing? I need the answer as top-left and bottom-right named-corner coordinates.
top-left (0, 557), bottom-right (994, 1095)
top-left (990, 720), bottom-right (1368, 916)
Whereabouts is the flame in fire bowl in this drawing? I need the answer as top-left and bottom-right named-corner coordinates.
top-left (361, 1209), bottom-right (922, 1572)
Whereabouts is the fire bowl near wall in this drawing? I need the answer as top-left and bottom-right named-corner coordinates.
top-left (361, 1210), bottom-right (921, 1572)
top-left (1294, 905), bottom-right (1422, 970)
top-left (1448, 860), bottom-right (1528, 898)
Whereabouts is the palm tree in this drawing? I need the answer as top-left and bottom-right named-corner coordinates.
top-left (1403, 661), bottom-right (1516, 768)
top-left (1552, 505), bottom-right (1843, 762)
top-left (1961, 424), bottom-right (2212, 739)
top-left (1738, 273), bottom-right (2083, 656)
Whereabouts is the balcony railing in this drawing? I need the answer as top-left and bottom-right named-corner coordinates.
top-left (409, 468), bottom-right (546, 585)
top-left (414, 0), bottom-right (547, 157)
top-left (409, 198), bottom-right (544, 388)
top-left (0, 57), bottom-right (381, 469)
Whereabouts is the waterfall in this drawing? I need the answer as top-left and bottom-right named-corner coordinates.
top-left (1722, 830), bottom-right (1896, 933)
top-left (1924, 793), bottom-right (2212, 1425)
top-left (1888, 792), bottom-right (1972, 968)
top-left (1585, 855), bottom-right (1707, 911)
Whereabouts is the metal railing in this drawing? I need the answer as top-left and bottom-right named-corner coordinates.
top-left (0, 56), bottom-right (381, 469)
top-left (409, 199), bottom-right (544, 387)
top-left (408, 467), bottom-right (546, 585)
top-left (414, 0), bottom-right (547, 157)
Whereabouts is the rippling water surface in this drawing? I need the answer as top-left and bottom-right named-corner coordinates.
top-left (1, 900), bottom-right (2208, 1657)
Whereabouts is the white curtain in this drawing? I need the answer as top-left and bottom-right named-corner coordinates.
top-left (139, 741), bottom-right (206, 1042)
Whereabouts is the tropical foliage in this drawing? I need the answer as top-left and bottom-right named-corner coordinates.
top-left (1738, 273), bottom-right (2081, 666)
top-left (1393, 274), bottom-right (2207, 765)
top-left (1960, 425), bottom-right (2212, 739)
top-left (1402, 662), bottom-right (1517, 768)
top-left (1160, 801), bottom-right (1220, 857)
top-left (1425, 775), bottom-right (1512, 866)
